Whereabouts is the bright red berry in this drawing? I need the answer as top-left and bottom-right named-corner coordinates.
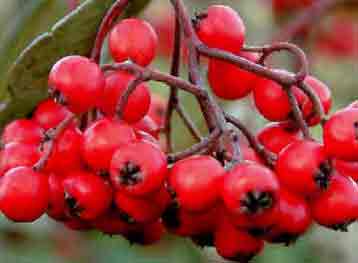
top-left (311, 174), bottom-right (358, 231)
top-left (195, 5), bottom-right (245, 54)
top-left (100, 71), bottom-right (151, 123)
top-left (241, 144), bottom-right (264, 164)
top-left (0, 166), bottom-right (49, 222)
top-left (124, 220), bottom-right (165, 245)
top-left (82, 118), bottom-right (136, 171)
top-left (257, 122), bottom-right (301, 154)
top-left (115, 187), bottom-right (170, 224)
top-left (169, 155), bottom-right (225, 212)
top-left (47, 173), bottom-right (66, 221)
top-left (109, 18), bottom-right (158, 66)
top-left (43, 127), bottom-right (83, 173)
top-left (323, 108), bottom-right (358, 161)
top-left (301, 76), bottom-right (331, 126)
top-left (208, 52), bottom-right (258, 100)
top-left (222, 162), bottom-right (280, 216)
top-left (214, 213), bottom-right (264, 262)
top-left (253, 78), bottom-right (306, 121)
top-left (33, 99), bottom-right (72, 130)
top-left (2, 119), bottom-right (43, 145)
top-left (276, 140), bottom-right (330, 197)
top-left (91, 211), bottom-right (134, 235)
top-left (63, 170), bottom-right (112, 220)
top-left (265, 189), bottom-right (312, 244)
top-left (110, 140), bottom-right (168, 196)
top-left (0, 142), bottom-right (41, 176)
top-left (133, 116), bottom-right (160, 139)
top-left (334, 159), bottom-right (358, 182)
top-left (48, 56), bottom-right (105, 114)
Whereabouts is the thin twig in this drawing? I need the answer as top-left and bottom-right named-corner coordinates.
top-left (33, 114), bottom-right (76, 172)
top-left (90, 0), bottom-right (130, 63)
top-left (176, 103), bottom-right (202, 141)
top-left (225, 114), bottom-right (277, 167)
top-left (168, 129), bottom-right (221, 163)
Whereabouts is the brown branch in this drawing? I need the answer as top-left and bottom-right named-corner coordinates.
top-left (90, 0), bottom-right (130, 63)
top-left (167, 129), bottom-right (221, 163)
top-left (272, 0), bottom-right (341, 42)
top-left (33, 114), bottom-right (76, 172)
top-left (225, 114), bottom-right (277, 167)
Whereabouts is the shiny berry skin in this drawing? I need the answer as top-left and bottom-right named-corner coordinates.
top-left (222, 162), bottom-right (280, 217)
top-left (323, 108), bottom-right (358, 161)
top-left (311, 174), bottom-right (358, 231)
top-left (115, 187), bottom-right (170, 224)
top-left (195, 5), bottom-right (245, 54)
top-left (169, 155), bottom-right (225, 212)
top-left (110, 141), bottom-right (168, 196)
top-left (63, 170), bottom-right (112, 220)
top-left (257, 122), bottom-right (301, 154)
top-left (0, 167), bottom-right (49, 222)
top-left (2, 119), bottom-right (43, 145)
top-left (33, 99), bottom-right (72, 130)
top-left (208, 52), bottom-right (258, 100)
top-left (163, 203), bottom-right (220, 237)
top-left (241, 144), bottom-right (264, 164)
top-left (82, 118), bottom-right (136, 171)
top-left (0, 142), bottom-right (41, 176)
top-left (214, 214), bottom-right (264, 262)
top-left (276, 140), bottom-right (329, 197)
top-left (109, 18), bottom-right (158, 66)
top-left (301, 76), bottom-right (332, 126)
top-left (48, 56), bottom-right (105, 114)
top-left (133, 116), bottom-right (160, 139)
top-left (253, 78), bottom-right (306, 121)
top-left (148, 94), bottom-right (167, 127)
top-left (265, 189), bottom-right (312, 244)
top-left (47, 173), bottom-right (66, 220)
top-left (100, 71), bottom-right (151, 123)
top-left (43, 127), bottom-right (83, 173)
top-left (334, 159), bottom-right (358, 182)
top-left (135, 131), bottom-right (161, 149)
top-left (92, 211), bottom-right (134, 235)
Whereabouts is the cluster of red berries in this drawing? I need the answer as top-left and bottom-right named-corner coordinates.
top-left (1, 3), bottom-right (358, 262)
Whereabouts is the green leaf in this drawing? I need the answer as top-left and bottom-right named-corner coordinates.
top-left (0, 0), bottom-right (150, 127)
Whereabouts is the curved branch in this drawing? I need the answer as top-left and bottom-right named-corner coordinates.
top-left (90, 0), bottom-right (130, 63)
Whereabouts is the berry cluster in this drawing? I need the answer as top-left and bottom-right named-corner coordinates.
top-left (1, 1), bottom-right (358, 262)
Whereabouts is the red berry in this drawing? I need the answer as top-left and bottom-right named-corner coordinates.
top-left (334, 159), bottom-right (358, 182)
top-left (48, 56), bottom-right (105, 114)
top-left (265, 189), bottom-right (312, 244)
top-left (109, 18), bottom-right (158, 66)
top-left (115, 187), bottom-right (170, 224)
top-left (125, 220), bottom-right (165, 245)
top-left (33, 99), bottom-right (72, 130)
top-left (147, 94), bottom-right (167, 127)
top-left (222, 162), bottom-right (280, 217)
top-left (0, 167), bottom-right (49, 222)
top-left (208, 52), bottom-right (258, 100)
top-left (301, 76), bottom-right (331, 126)
top-left (63, 170), bottom-right (112, 220)
top-left (135, 131), bottom-right (161, 149)
top-left (311, 174), bottom-right (358, 231)
top-left (92, 211), bottom-right (134, 235)
top-left (273, 0), bottom-right (313, 15)
top-left (257, 122), bottom-right (301, 154)
top-left (163, 203), bottom-right (220, 237)
top-left (169, 155), bottom-right (225, 212)
top-left (253, 78), bottom-right (306, 121)
top-left (0, 142), bottom-right (41, 176)
top-left (47, 173), bottom-right (66, 220)
top-left (195, 5), bottom-right (245, 54)
top-left (82, 118), bottom-right (136, 171)
top-left (133, 116), bottom-right (160, 139)
top-left (43, 127), bottom-right (83, 173)
top-left (323, 108), bottom-right (358, 161)
top-left (100, 71), bottom-right (151, 123)
top-left (214, 213), bottom-right (264, 262)
top-left (110, 141), bottom-right (167, 196)
top-left (65, 218), bottom-right (92, 231)
top-left (276, 140), bottom-right (329, 197)
top-left (241, 144), bottom-right (264, 164)
top-left (2, 119), bottom-right (43, 145)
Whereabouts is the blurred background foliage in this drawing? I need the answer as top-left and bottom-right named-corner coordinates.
top-left (0, 0), bottom-right (357, 262)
